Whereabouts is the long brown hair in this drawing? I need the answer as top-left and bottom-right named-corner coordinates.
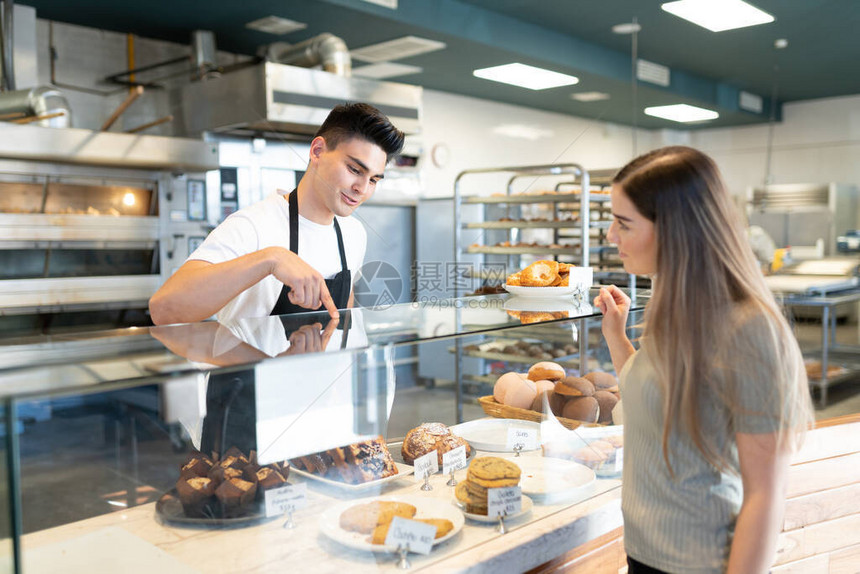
top-left (614, 146), bottom-right (812, 473)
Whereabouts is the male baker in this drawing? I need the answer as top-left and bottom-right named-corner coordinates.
top-left (149, 103), bottom-right (405, 325)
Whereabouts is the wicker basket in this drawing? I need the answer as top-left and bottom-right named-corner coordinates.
top-left (477, 396), bottom-right (596, 431)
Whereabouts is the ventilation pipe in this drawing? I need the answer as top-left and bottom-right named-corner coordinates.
top-left (1, 0), bottom-right (16, 91)
top-left (262, 33), bottom-right (352, 77)
top-left (0, 86), bottom-right (72, 127)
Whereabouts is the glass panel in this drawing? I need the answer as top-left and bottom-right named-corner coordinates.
top-left (0, 401), bottom-right (13, 574)
top-left (9, 306), bottom-right (645, 571)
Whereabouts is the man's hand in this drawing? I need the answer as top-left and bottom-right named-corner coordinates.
top-left (268, 247), bottom-right (340, 319)
top-left (281, 318), bottom-right (339, 355)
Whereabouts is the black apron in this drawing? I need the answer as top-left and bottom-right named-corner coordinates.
top-left (200, 191), bottom-right (353, 457)
top-left (270, 190), bottom-right (352, 316)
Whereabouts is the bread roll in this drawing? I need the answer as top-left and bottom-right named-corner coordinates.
top-left (594, 390), bottom-right (619, 424)
top-left (562, 396), bottom-right (599, 423)
top-left (554, 376), bottom-right (595, 397)
top-left (527, 361), bottom-right (565, 382)
top-left (494, 372), bottom-right (526, 403)
top-left (504, 377), bottom-right (537, 409)
top-left (583, 371), bottom-right (619, 391)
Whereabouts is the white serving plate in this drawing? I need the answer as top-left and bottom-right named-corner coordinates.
top-left (503, 285), bottom-right (579, 298)
top-left (453, 494), bottom-right (534, 522)
top-left (450, 419), bottom-right (541, 453)
top-left (504, 267), bottom-right (593, 299)
top-left (319, 495), bottom-right (465, 552)
top-left (507, 456), bottom-right (595, 501)
top-left (291, 461), bottom-right (413, 492)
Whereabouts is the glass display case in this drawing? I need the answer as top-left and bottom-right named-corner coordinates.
top-left (0, 290), bottom-right (647, 573)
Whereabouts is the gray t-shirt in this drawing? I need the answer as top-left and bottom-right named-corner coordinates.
top-left (620, 311), bottom-right (789, 573)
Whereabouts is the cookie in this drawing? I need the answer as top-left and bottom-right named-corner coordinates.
top-left (467, 456), bottom-right (521, 488)
top-left (455, 480), bottom-right (488, 515)
top-left (339, 501), bottom-right (417, 534)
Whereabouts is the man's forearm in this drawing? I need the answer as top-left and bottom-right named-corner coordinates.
top-left (149, 249), bottom-right (276, 325)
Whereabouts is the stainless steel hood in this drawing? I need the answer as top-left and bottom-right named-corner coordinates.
top-left (172, 62), bottom-right (422, 138)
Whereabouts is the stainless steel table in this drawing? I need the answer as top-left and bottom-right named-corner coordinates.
top-left (777, 288), bottom-right (860, 407)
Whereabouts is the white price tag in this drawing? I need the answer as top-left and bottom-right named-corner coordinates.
top-left (614, 447), bottom-right (624, 472)
top-left (506, 426), bottom-right (538, 451)
top-left (487, 486), bottom-right (522, 518)
top-left (264, 483), bottom-right (307, 518)
top-left (413, 450), bottom-right (439, 480)
top-left (384, 516), bottom-right (436, 555)
top-left (442, 446), bottom-right (467, 475)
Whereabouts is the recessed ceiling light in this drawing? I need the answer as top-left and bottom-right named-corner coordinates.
top-left (612, 22), bottom-right (642, 34)
top-left (353, 62), bottom-right (422, 79)
top-left (571, 92), bottom-right (611, 102)
top-left (473, 63), bottom-right (579, 91)
top-left (661, 0), bottom-right (774, 32)
top-left (245, 16), bottom-right (307, 35)
top-left (644, 104), bottom-right (719, 123)
top-left (351, 36), bottom-right (446, 63)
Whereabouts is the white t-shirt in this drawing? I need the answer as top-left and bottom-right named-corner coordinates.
top-left (188, 190), bottom-right (367, 322)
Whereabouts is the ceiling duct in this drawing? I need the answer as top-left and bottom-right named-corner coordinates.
top-left (261, 33), bottom-right (352, 77)
top-left (0, 86), bottom-right (71, 127)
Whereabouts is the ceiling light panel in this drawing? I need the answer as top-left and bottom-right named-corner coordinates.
top-left (473, 63), bottom-right (579, 90)
top-left (571, 92), bottom-right (611, 102)
top-left (351, 36), bottom-right (446, 63)
top-left (245, 16), bottom-right (307, 35)
top-left (644, 104), bottom-right (719, 123)
top-left (661, 0), bottom-right (775, 32)
top-left (353, 62), bottom-right (422, 79)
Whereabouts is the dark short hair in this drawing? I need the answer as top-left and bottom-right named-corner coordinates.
top-left (315, 102), bottom-right (405, 161)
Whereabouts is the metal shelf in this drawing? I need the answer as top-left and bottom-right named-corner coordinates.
top-left (463, 193), bottom-right (612, 205)
top-left (465, 245), bottom-right (616, 256)
top-left (449, 347), bottom-right (581, 369)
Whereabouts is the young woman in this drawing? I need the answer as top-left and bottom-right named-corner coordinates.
top-left (594, 146), bottom-right (813, 574)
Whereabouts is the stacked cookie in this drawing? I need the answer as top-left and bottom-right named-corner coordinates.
top-left (455, 457), bottom-right (521, 515)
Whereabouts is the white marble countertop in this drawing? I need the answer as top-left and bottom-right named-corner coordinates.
top-left (18, 451), bottom-right (623, 573)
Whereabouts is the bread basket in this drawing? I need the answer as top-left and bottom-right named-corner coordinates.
top-left (477, 396), bottom-right (601, 431)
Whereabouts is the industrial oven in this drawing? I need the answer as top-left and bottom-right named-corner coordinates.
top-left (0, 123), bottom-right (219, 335)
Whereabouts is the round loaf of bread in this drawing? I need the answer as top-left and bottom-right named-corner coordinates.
top-left (494, 372), bottom-right (527, 403)
top-left (554, 376), bottom-right (595, 397)
top-left (562, 396), bottom-right (599, 423)
top-left (594, 390), bottom-right (619, 424)
top-left (529, 380), bottom-right (556, 412)
top-left (548, 392), bottom-right (568, 416)
top-left (401, 422), bottom-right (472, 465)
top-left (528, 361), bottom-right (566, 382)
top-left (504, 377), bottom-right (537, 409)
top-left (583, 371), bottom-right (619, 391)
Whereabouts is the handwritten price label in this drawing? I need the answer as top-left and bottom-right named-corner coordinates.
top-left (487, 486), bottom-right (522, 518)
top-left (413, 450), bottom-right (439, 480)
top-left (442, 445), bottom-right (467, 475)
top-left (384, 516), bottom-right (437, 555)
top-left (264, 483), bottom-right (307, 518)
top-left (614, 447), bottom-right (624, 472)
top-left (506, 426), bottom-right (538, 452)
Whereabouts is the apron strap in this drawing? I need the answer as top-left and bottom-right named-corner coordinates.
top-left (288, 190), bottom-right (299, 255)
top-left (288, 189), bottom-right (348, 274)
